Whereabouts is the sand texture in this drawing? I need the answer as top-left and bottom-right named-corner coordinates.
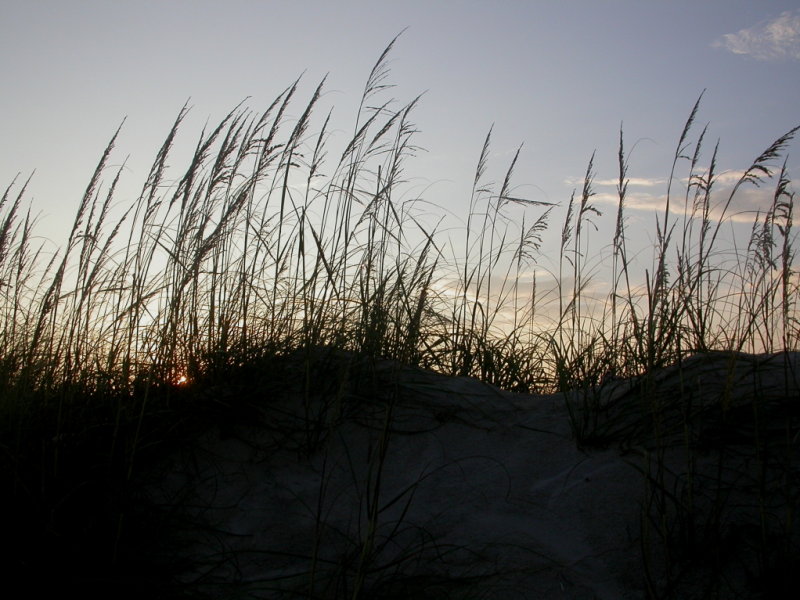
top-left (140, 350), bottom-right (799, 598)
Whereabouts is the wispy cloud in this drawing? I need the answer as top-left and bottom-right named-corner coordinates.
top-left (563, 176), bottom-right (665, 188)
top-left (594, 177), bottom-right (667, 188)
top-left (590, 170), bottom-right (785, 225)
top-left (712, 10), bottom-right (800, 61)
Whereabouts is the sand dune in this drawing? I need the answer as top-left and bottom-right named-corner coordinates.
top-left (142, 350), bottom-right (799, 598)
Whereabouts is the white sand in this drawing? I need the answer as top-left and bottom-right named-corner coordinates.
top-left (144, 351), bottom-right (799, 598)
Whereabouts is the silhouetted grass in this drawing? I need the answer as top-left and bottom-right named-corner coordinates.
top-left (1, 35), bottom-right (798, 598)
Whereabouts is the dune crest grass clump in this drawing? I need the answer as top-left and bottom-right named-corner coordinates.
top-left (1, 35), bottom-right (798, 597)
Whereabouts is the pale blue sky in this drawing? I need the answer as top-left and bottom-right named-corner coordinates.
top-left (2, 1), bottom-right (799, 258)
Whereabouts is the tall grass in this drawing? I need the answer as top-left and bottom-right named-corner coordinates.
top-left (1, 36), bottom-right (798, 597)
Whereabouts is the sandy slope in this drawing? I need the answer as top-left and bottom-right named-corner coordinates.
top-left (143, 351), bottom-right (799, 598)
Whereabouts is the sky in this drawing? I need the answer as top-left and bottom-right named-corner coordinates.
top-left (2, 1), bottom-right (800, 274)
